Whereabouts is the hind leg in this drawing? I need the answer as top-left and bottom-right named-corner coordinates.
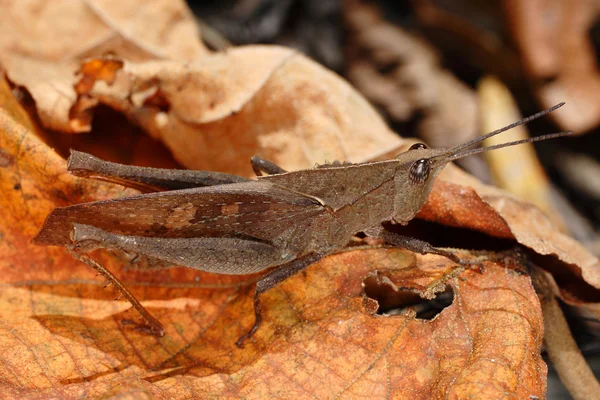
top-left (71, 224), bottom-right (288, 336)
top-left (68, 150), bottom-right (249, 192)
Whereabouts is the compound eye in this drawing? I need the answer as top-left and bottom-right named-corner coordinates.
top-left (409, 159), bottom-right (430, 185)
top-left (409, 143), bottom-right (428, 150)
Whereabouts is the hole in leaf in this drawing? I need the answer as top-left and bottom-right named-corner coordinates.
top-left (363, 272), bottom-right (454, 320)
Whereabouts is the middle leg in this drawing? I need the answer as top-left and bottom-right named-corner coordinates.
top-left (250, 155), bottom-right (287, 176)
top-left (236, 252), bottom-right (325, 347)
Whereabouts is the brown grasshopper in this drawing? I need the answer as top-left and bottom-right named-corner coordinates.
top-left (33, 103), bottom-right (570, 347)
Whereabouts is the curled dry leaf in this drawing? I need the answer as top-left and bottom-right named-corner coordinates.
top-left (0, 0), bottom-right (403, 174)
top-left (69, 47), bottom-right (403, 174)
top-left (0, 0), bottom-right (207, 132)
top-left (419, 165), bottom-right (600, 309)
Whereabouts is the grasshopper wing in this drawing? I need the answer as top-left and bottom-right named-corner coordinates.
top-left (34, 181), bottom-right (325, 246)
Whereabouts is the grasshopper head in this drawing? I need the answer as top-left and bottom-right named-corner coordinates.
top-left (391, 143), bottom-right (450, 224)
top-left (391, 103), bottom-right (571, 225)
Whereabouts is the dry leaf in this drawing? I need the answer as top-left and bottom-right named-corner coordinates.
top-left (0, 0), bottom-right (207, 132)
top-left (0, 71), bottom-right (550, 398)
top-left (70, 49), bottom-right (403, 174)
top-left (1, 1), bottom-right (599, 397)
top-left (0, 105), bottom-right (546, 396)
top-left (418, 165), bottom-right (600, 304)
top-left (0, 1), bottom-right (403, 175)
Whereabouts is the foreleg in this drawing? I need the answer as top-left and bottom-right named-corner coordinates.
top-left (372, 229), bottom-right (464, 264)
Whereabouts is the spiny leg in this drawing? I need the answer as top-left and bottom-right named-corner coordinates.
top-left (236, 252), bottom-right (325, 348)
top-left (250, 155), bottom-right (287, 177)
top-left (67, 247), bottom-right (165, 336)
top-left (68, 150), bottom-right (249, 192)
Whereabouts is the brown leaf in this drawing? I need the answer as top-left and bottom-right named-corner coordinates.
top-left (0, 1), bottom-right (404, 175)
top-left (0, 0), bottom-right (207, 132)
top-left (0, 67), bottom-right (549, 398)
top-left (1, 2), bottom-right (598, 396)
top-left (419, 165), bottom-right (600, 299)
top-left (61, 48), bottom-right (404, 175)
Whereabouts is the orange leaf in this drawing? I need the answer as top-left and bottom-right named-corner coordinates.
top-left (1, 2), bottom-right (599, 397)
top-left (0, 71), bottom-right (549, 399)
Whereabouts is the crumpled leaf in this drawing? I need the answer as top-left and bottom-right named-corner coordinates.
top-left (70, 49), bottom-right (403, 174)
top-left (0, 0), bottom-right (207, 132)
top-left (418, 165), bottom-right (600, 305)
top-left (0, 1), bottom-right (403, 175)
top-left (1, 1), bottom-right (599, 398)
top-left (0, 71), bottom-right (550, 398)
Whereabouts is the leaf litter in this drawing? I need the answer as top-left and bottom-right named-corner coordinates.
top-left (0, 1), bottom-right (598, 398)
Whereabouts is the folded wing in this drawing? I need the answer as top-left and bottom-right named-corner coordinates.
top-left (33, 181), bottom-right (324, 246)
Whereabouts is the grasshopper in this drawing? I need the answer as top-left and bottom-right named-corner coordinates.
top-left (33, 103), bottom-right (570, 347)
